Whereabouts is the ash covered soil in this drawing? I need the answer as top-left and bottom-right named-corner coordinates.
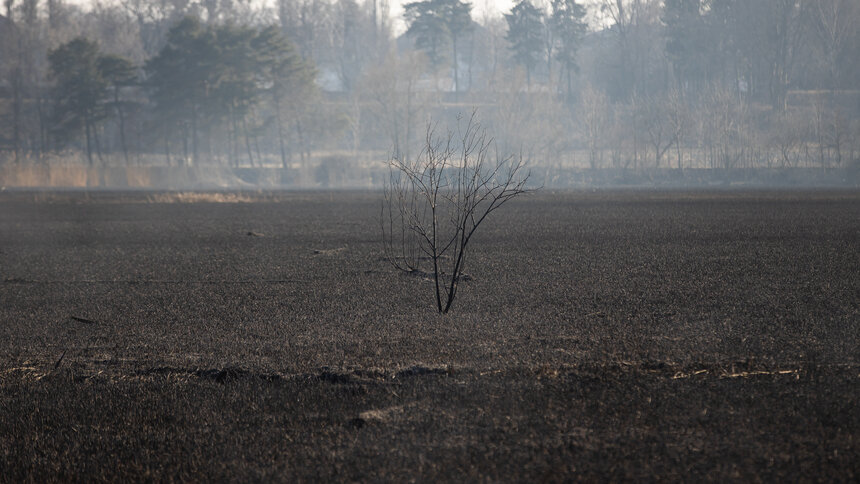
top-left (0, 190), bottom-right (857, 481)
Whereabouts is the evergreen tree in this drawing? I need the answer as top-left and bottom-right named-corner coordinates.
top-left (404, 0), bottom-right (472, 91)
top-left (253, 25), bottom-right (317, 168)
top-left (403, 0), bottom-right (448, 66)
top-left (662, 0), bottom-right (706, 92)
top-left (404, 0), bottom-right (449, 68)
top-left (550, 0), bottom-right (586, 97)
top-left (146, 16), bottom-right (319, 167)
top-left (145, 16), bottom-right (218, 165)
top-left (505, 0), bottom-right (545, 87)
top-left (98, 55), bottom-right (137, 164)
top-left (438, 0), bottom-right (473, 93)
top-left (213, 23), bottom-right (261, 166)
top-left (48, 37), bottom-right (109, 165)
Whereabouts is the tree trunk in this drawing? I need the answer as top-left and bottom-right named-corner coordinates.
top-left (191, 104), bottom-right (199, 165)
top-left (181, 124), bottom-right (189, 166)
top-left (164, 130), bottom-right (171, 166)
top-left (254, 134), bottom-right (263, 166)
top-left (566, 68), bottom-right (572, 102)
top-left (430, 205), bottom-right (443, 313)
top-left (467, 31), bottom-right (474, 92)
top-left (85, 119), bottom-right (94, 166)
top-left (115, 87), bottom-right (129, 165)
top-left (452, 35), bottom-right (459, 94)
top-left (37, 83), bottom-right (47, 160)
top-left (274, 95), bottom-right (288, 169)
top-left (12, 67), bottom-right (22, 163)
top-left (296, 120), bottom-right (308, 164)
top-left (242, 115), bottom-right (254, 167)
top-left (93, 124), bottom-right (105, 165)
top-left (228, 103), bottom-right (240, 167)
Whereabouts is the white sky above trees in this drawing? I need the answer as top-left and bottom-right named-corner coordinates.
top-left (389, 0), bottom-right (607, 34)
top-left (63, 0), bottom-right (604, 34)
top-left (390, 0), bottom-right (515, 20)
top-left (387, 0), bottom-right (513, 34)
top-left (62, 0), bottom-right (516, 20)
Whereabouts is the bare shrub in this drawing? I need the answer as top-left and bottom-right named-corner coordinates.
top-left (381, 111), bottom-right (534, 314)
top-left (579, 85), bottom-right (610, 170)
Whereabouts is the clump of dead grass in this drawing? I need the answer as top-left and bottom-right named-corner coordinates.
top-left (148, 192), bottom-right (257, 203)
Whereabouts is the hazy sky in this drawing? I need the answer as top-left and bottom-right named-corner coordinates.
top-left (388, 0), bottom-right (515, 33)
top-left (62, 0), bottom-right (523, 26)
top-left (61, 0), bottom-right (517, 32)
top-left (391, 0), bottom-right (515, 19)
top-left (385, 0), bottom-right (605, 34)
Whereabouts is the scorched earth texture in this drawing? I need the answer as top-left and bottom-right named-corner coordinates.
top-left (0, 190), bottom-right (857, 481)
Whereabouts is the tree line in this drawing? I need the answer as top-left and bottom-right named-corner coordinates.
top-left (3, 12), bottom-right (316, 167)
top-left (1, 0), bottom-right (858, 176)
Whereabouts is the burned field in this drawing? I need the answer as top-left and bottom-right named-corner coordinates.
top-left (0, 190), bottom-right (858, 481)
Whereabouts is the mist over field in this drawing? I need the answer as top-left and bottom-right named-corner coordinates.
top-left (0, 0), bottom-right (858, 189)
top-left (2, 2), bottom-right (860, 479)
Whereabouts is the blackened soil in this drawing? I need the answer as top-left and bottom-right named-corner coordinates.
top-left (1, 190), bottom-right (858, 482)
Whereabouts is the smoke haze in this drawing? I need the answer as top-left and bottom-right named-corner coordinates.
top-left (1, 0), bottom-right (858, 189)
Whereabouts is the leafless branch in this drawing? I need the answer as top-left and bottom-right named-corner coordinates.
top-left (381, 110), bottom-right (537, 313)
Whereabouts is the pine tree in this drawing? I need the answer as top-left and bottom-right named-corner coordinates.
top-left (253, 25), bottom-right (317, 168)
top-left (662, 0), bottom-right (706, 92)
top-left (505, 0), bottom-right (545, 87)
top-left (404, 0), bottom-right (451, 69)
top-left (438, 0), bottom-right (473, 93)
top-left (145, 16), bottom-right (218, 165)
top-left (147, 16), bottom-right (319, 167)
top-left (98, 55), bottom-right (137, 164)
top-left (48, 37), bottom-right (109, 165)
top-left (213, 23), bottom-right (260, 166)
top-left (404, 0), bottom-right (473, 91)
top-left (550, 0), bottom-right (586, 97)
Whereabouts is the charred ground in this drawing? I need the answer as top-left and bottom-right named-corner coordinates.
top-left (0, 190), bottom-right (858, 481)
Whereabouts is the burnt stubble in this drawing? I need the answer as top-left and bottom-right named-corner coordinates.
top-left (1, 190), bottom-right (857, 481)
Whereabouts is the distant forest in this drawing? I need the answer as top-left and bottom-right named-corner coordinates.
top-left (1, 0), bottom-right (859, 179)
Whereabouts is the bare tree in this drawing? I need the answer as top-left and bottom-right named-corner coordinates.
top-left (666, 88), bottom-right (688, 170)
top-left (813, 99), bottom-right (849, 169)
top-left (812, 0), bottom-right (858, 90)
top-left (382, 112), bottom-right (533, 314)
top-left (702, 84), bottom-right (749, 170)
top-left (360, 51), bottom-right (429, 163)
top-left (579, 84), bottom-right (609, 170)
top-left (493, 70), bottom-right (571, 168)
top-left (769, 108), bottom-right (807, 168)
top-left (636, 93), bottom-right (677, 169)
top-left (594, 0), bottom-right (663, 100)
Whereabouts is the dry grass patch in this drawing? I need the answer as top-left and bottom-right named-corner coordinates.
top-left (147, 192), bottom-right (257, 203)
